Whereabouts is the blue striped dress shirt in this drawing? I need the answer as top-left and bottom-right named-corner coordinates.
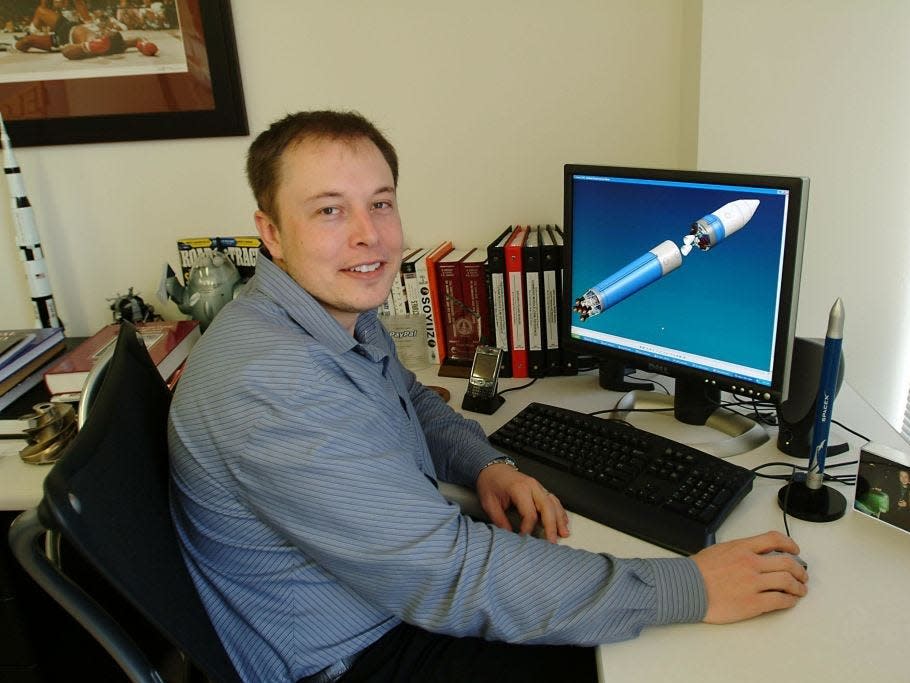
top-left (168, 255), bottom-right (706, 682)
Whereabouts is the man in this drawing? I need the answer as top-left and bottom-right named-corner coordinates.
top-left (15, 0), bottom-right (157, 59)
top-left (168, 110), bottom-right (808, 683)
top-left (897, 469), bottom-right (910, 511)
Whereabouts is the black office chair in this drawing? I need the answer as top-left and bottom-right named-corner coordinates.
top-left (8, 321), bottom-right (242, 683)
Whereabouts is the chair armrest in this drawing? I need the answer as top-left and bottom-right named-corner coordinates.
top-left (8, 509), bottom-right (162, 683)
top-left (439, 482), bottom-right (487, 521)
top-left (439, 481), bottom-right (546, 536)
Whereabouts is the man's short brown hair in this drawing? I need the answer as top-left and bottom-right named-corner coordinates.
top-left (246, 110), bottom-right (399, 221)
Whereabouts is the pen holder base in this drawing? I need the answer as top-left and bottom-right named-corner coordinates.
top-left (777, 480), bottom-right (847, 522)
top-left (461, 393), bottom-right (505, 415)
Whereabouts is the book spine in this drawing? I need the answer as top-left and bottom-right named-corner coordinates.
top-left (541, 225), bottom-right (561, 374)
top-left (461, 257), bottom-right (490, 357)
top-left (390, 248), bottom-right (410, 316)
top-left (424, 244), bottom-right (454, 364)
top-left (379, 294), bottom-right (394, 317)
top-left (437, 254), bottom-right (469, 362)
top-left (414, 252), bottom-right (438, 363)
top-left (505, 227), bottom-right (528, 378)
top-left (0, 341), bottom-right (65, 396)
top-left (402, 249), bottom-right (425, 316)
top-left (0, 368), bottom-right (45, 412)
top-left (550, 225), bottom-right (578, 374)
top-left (0, 329), bottom-right (64, 384)
top-left (486, 226), bottom-right (516, 378)
top-left (523, 226), bottom-right (545, 377)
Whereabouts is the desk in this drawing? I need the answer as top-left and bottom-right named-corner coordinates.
top-left (418, 369), bottom-right (909, 683)
top-left (2, 368), bottom-right (908, 683)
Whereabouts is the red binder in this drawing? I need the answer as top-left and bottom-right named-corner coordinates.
top-left (504, 226), bottom-right (529, 378)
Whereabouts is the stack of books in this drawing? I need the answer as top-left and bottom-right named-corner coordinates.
top-left (379, 226), bottom-right (577, 380)
top-left (43, 320), bottom-right (201, 400)
top-left (0, 327), bottom-right (66, 413)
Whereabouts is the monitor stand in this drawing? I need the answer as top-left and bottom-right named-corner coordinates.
top-left (597, 362), bottom-right (769, 457)
top-left (612, 388), bottom-right (769, 458)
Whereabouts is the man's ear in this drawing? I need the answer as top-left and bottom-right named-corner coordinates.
top-left (254, 210), bottom-right (283, 263)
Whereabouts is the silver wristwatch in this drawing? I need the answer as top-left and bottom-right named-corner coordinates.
top-left (479, 455), bottom-right (518, 472)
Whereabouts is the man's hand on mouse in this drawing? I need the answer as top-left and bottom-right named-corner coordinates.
top-left (692, 530), bottom-right (809, 624)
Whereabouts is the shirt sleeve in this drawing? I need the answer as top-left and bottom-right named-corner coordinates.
top-left (233, 357), bottom-right (707, 646)
top-left (400, 365), bottom-right (500, 487)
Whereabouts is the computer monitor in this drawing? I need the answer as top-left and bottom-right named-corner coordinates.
top-left (563, 165), bottom-right (808, 433)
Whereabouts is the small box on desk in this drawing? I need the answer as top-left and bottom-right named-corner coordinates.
top-left (854, 442), bottom-right (910, 535)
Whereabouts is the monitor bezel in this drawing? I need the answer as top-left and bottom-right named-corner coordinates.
top-left (562, 164), bottom-right (808, 405)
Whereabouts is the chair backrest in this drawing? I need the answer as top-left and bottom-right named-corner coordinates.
top-left (10, 322), bottom-right (241, 683)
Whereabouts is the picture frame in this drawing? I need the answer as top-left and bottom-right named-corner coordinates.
top-left (0, 0), bottom-right (247, 147)
top-left (854, 442), bottom-right (910, 535)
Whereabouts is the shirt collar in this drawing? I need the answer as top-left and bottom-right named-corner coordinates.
top-left (250, 253), bottom-right (390, 362)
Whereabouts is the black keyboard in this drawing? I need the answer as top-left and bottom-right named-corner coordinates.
top-left (488, 402), bottom-right (755, 555)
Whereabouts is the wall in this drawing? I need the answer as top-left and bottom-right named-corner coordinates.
top-left (5, 1), bottom-right (904, 429)
top-left (698, 0), bottom-right (910, 429)
top-left (0, 0), bottom-right (695, 337)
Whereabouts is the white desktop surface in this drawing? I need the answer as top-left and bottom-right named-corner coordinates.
top-left (423, 370), bottom-right (910, 683)
top-left (1, 437), bottom-right (51, 511)
top-left (2, 368), bottom-right (908, 683)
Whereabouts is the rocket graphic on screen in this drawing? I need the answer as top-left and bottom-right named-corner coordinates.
top-left (573, 199), bottom-right (759, 322)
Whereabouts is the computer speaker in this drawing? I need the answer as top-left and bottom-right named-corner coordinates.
top-left (776, 336), bottom-right (846, 458)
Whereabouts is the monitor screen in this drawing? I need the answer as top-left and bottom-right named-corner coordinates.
top-left (563, 165), bottom-right (808, 423)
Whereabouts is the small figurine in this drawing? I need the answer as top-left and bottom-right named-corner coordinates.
top-left (163, 250), bottom-right (243, 331)
top-left (109, 287), bottom-right (160, 323)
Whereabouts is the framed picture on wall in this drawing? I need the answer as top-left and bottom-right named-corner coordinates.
top-left (0, 0), bottom-right (247, 147)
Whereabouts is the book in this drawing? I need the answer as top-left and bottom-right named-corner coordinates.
top-left (505, 227), bottom-right (529, 378)
top-left (540, 225), bottom-right (562, 374)
top-left (422, 241), bottom-right (455, 364)
top-left (0, 365), bottom-right (48, 414)
top-left (176, 236), bottom-right (260, 285)
top-left (0, 340), bottom-right (66, 397)
top-left (549, 225), bottom-right (577, 374)
top-left (0, 327), bottom-right (66, 385)
top-left (0, 330), bottom-right (35, 363)
top-left (388, 247), bottom-right (417, 315)
top-left (459, 249), bottom-right (491, 357)
top-left (401, 247), bottom-right (429, 315)
top-left (485, 226), bottom-right (519, 378)
top-left (523, 226), bottom-right (545, 377)
top-left (44, 320), bottom-right (201, 395)
top-left (436, 248), bottom-right (475, 363)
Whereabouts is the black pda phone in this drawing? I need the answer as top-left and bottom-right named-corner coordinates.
top-left (461, 345), bottom-right (505, 414)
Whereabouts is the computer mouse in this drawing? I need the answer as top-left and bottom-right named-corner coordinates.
top-left (762, 550), bottom-right (808, 570)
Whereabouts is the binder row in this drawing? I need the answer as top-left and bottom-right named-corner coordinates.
top-left (381, 226), bottom-right (577, 379)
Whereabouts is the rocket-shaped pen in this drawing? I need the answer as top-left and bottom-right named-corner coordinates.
top-left (1, 113), bottom-right (62, 329)
top-left (806, 298), bottom-right (844, 490)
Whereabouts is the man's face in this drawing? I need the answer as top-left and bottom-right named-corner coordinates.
top-left (255, 136), bottom-right (403, 334)
top-left (900, 471), bottom-right (909, 486)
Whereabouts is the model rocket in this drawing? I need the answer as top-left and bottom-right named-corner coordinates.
top-left (574, 199), bottom-right (759, 321)
top-left (1, 113), bottom-right (62, 329)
